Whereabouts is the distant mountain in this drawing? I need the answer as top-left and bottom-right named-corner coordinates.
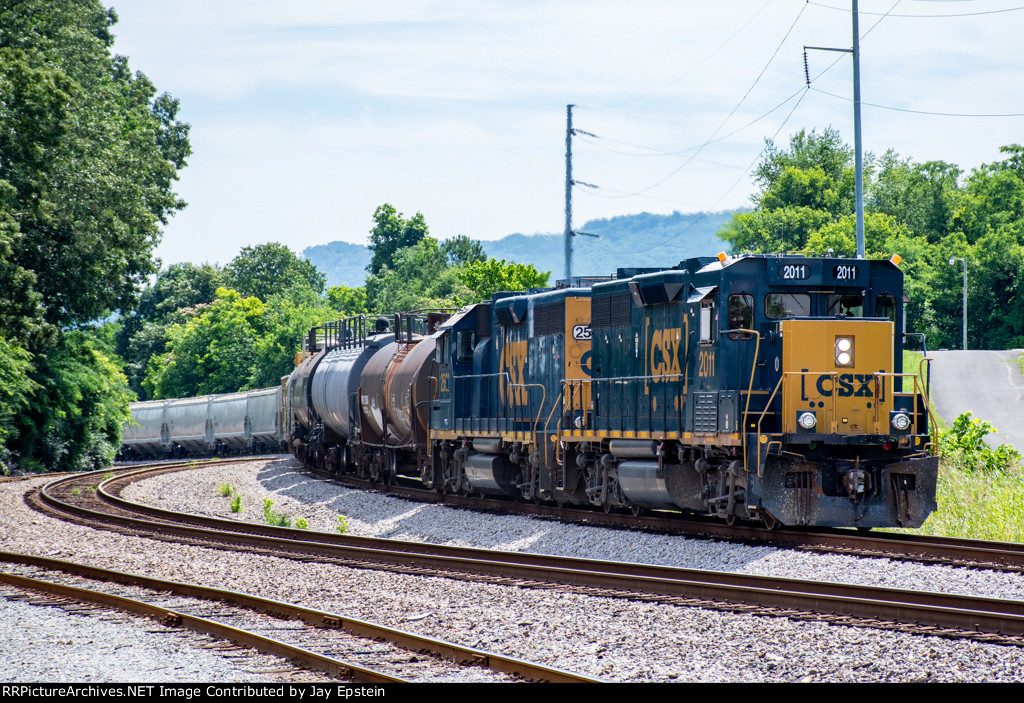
top-left (302, 210), bottom-right (739, 288)
top-left (483, 210), bottom-right (738, 280)
top-left (301, 240), bottom-right (372, 289)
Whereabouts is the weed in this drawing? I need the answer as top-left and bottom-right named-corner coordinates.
top-left (336, 515), bottom-right (349, 535)
top-left (71, 488), bottom-right (80, 496)
top-left (216, 483), bottom-right (233, 497)
top-left (295, 518), bottom-right (309, 530)
top-left (230, 494), bottom-right (242, 513)
top-left (103, 472), bottom-right (114, 481)
top-left (938, 412), bottom-right (1020, 473)
top-left (262, 498), bottom-right (291, 527)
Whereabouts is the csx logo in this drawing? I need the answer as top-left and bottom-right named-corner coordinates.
top-left (650, 328), bottom-right (682, 377)
top-left (500, 340), bottom-right (529, 406)
top-left (803, 373), bottom-right (882, 399)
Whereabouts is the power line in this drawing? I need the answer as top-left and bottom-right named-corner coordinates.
top-left (805, 0), bottom-right (902, 84)
top-left (810, 86), bottom-right (1024, 117)
top-left (573, 131), bottom-right (747, 169)
top-left (628, 1), bottom-right (810, 196)
top-left (594, 0), bottom-right (774, 110)
top-left (808, 1), bottom-right (1024, 18)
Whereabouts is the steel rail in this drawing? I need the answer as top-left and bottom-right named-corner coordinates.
top-left (327, 464), bottom-right (1024, 573)
top-left (8, 514), bottom-right (599, 683)
top-left (31, 466), bottom-right (1024, 646)
top-left (100, 461), bottom-right (1024, 574)
top-left (0, 567), bottom-right (407, 683)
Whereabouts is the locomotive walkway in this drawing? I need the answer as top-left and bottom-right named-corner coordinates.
top-left (928, 349), bottom-right (1024, 452)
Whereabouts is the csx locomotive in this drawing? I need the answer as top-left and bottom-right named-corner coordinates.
top-left (126, 253), bottom-right (939, 529)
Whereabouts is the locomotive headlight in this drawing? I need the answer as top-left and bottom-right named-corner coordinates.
top-left (798, 412), bottom-right (817, 430)
top-left (891, 412), bottom-right (911, 432)
top-left (835, 337), bottom-right (854, 367)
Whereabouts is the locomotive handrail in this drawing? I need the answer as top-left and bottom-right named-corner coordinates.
top-left (544, 390), bottom-right (565, 469)
top-left (444, 372), bottom-right (546, 439)
top-left (869, 367), bottom-right (938, 448)
top-left (754, 371), bottom-right (839, 477)
top-left (731, 328), bottom-right (762, 480)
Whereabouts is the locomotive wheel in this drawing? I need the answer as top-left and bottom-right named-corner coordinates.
top-left (602, 500), bottom-right (614, 514)
top-left (630, 504), bottom-right (644, 517)
top-left (725, 513), bottom-right (737, 526)
top-left (762, 511), bottom-right (780, 531)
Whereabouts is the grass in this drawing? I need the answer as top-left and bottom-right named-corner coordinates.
top-left (899, 458), bottom-right (1024, 542)
top-left (230, 494), bottom-right (242, 513)
top-left (216, 482), bottom-right (233, 497)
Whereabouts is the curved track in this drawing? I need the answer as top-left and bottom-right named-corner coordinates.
top-left (27, 462), bottom-right (1024, 648)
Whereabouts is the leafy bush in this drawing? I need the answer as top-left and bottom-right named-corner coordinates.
top-left (230, 494), bottom-right (242, 513)
top-left (939, 412), bottom-right (1020, 473)
top-left (295, 518), bottom-right (309, 530)
top-left (216, 483), bottom-right (233, 497)
top-left (336, 515), bottom-right (349, 535)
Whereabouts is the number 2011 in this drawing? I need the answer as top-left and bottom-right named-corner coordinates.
top-left (698, 350), bottom-right (715, 377)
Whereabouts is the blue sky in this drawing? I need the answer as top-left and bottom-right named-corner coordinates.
top-left (106, 1), bottom-right (1024, 267)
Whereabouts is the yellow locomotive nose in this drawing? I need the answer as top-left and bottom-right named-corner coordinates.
top-left (781, 319), bottom-right (894, 435)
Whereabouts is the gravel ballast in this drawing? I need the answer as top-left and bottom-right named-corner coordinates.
top-left (4, 456), bottom-right (1024, 683)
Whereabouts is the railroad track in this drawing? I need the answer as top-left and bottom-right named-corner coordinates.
top-left (26, 461), bottom-right (1024, 648)
top-left (0, 552), bottom-right (599, 683)
top-left (324, 466), bottom-right (1024, 574)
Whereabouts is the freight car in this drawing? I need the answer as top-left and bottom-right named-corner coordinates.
top-left (123, 252), bottom-right (939, 529)
top-left (120, 386), bottom-right (285, 458)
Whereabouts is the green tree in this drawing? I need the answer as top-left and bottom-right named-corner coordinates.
top-left (248, 292), bottom-right (334, 388)
top-left (367, 203), bottom-right (429, 276)
top-left (456, 259), bottom-right (550, 302)
top-left (440, 235), bottom-right (486, 266)
top-left (0, 335), bottom-right (37, 473)
top-left (144, 289), bottom-right (266, 398)
top-left (0, 1), bottom-right (190, 329)
top-left (225, 243), bottom-right (325, 303)
top-left (116, 263), bottom-right (225, 396)
top-left (0, 1), bottom-right (189, 470)
top-left (10, 332), bottom-right (132, 472)
top-left (365, 237), bottom-right (458, 312)
top-left (326, 285), bottom-right (369, 315)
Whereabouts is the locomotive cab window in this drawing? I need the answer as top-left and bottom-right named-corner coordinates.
top-left (700, 302), bottom-right (715, 343)
top-left (826, 294), bottom-right (864, 318)
top-left (435, 332), bottom-right (451, 364)
top-left (765, 293), bottom-right (810, 319)
top-left (875, 295), bottom-right (896, 322)
top-left (727, 295), bottom-right (753, 339)
top-left (456, 329), bottom-right (475, 364)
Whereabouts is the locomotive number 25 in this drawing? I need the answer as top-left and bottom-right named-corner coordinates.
top-left (698, 350), bottom-right (715, 377)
